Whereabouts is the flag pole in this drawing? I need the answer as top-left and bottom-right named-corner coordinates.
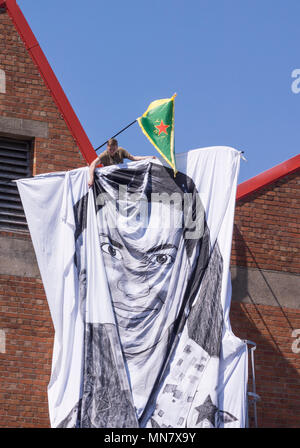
top-left (94, 119), bottom-right (137, 153)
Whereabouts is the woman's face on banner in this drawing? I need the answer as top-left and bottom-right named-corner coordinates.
top-left (97, 195), bottom-right (187, 331)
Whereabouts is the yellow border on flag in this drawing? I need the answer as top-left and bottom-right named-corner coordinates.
top-left (137, 94), bottom-right (177, 176)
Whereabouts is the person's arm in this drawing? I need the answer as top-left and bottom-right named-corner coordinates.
top-left (130, 155), bottom-right (157, 161)
top-left (88, 155), bottom-right (101, 188)
top-left (122, 149), bottom-right (157, 162)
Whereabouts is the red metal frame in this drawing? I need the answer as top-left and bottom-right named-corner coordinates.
top-left (1, 0), bottom-right (96, 164)
top-left (236, 153), bottom-right (300, 200)
top-left (1, 0), bottom-right (299, 195)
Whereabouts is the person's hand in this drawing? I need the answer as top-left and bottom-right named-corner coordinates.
top-left (152, 155), bottom-right (157, 159)
top-left (88, 175), bottom-right (94, 188)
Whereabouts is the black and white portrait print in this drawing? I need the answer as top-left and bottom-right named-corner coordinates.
top-left (67, 161), bottom-right (225, 427)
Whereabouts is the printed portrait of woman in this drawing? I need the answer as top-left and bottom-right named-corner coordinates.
top-left (73, 160), bottom-right (224, 422)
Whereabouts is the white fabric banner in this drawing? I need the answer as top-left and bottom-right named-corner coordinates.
top-left (17, 146), bottom-right (248, 428)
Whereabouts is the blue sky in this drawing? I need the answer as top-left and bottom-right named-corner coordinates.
top-left (18, 0), bottom-right (300, 183)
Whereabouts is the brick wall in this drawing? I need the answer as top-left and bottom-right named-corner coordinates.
top-left (0, 8), bottom-right (85, 427)
top-left (230, 169), bottom-right (300, 428)
top-left (231, 170), bottom-right (299, 273)
top-left (230, 303), bottom-right (300, 428)
top-left (0, 275), bottom-right (53, 427)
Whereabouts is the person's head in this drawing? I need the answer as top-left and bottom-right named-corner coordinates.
top-left (107, 138), bottom-right (118, 155)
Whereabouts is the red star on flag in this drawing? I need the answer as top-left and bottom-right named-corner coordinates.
top-left (155, 120), bottom-right (170, 136)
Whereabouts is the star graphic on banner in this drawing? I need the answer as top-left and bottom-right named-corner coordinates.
top-left (155, 120), bottom-right (170, 136)
top-left (195, 395), bottom-right (218, 426)
top-left (194, 394), bottom-right (238, 427)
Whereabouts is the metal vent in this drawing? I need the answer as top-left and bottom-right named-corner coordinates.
top-left (0, 137), bottom-right (32, 231)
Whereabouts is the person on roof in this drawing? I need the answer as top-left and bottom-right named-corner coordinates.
top-left (88, 138), bottom-right (156, 187)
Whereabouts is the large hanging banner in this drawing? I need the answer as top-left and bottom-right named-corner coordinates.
top-left (17, 146), bottom-right (248, 428)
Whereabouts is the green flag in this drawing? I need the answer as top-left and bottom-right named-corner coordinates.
top-left (137, 94), bottom-right (177, 176)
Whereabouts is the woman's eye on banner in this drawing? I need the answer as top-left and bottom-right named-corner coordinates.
top-left (100, 242), bottom-right (123, 260)
top-left (149, 253), bottom-right (174, 266)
